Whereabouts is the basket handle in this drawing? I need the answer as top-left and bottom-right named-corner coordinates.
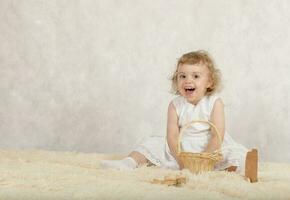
top-left (177, 120), bottom-right (222, 155)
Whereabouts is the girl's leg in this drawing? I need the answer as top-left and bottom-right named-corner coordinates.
top-left (100, 151), bottom-right (148, 170)
top-left (245, 149), bottom-right (258, 183)
top-left (224, 149), bottom-right (258, 183)
top-left (128, 151), bottom-right (149, 166)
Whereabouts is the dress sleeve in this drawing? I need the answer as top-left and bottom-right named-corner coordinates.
top-left (208, 94), bottom-right (222, 115)
top-left (171, 96), bottom-right (184, 117)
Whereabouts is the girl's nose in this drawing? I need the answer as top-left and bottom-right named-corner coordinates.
top-left (185, 76), bottom-right (193, 83)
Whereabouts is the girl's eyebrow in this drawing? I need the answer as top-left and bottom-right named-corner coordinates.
top-left (192, 72), bottom-right (202, 75)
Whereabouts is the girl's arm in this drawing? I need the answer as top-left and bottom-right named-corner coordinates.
top-left (166, 102), bottom-right (184, 168)
top-left (204, 98), bottom-right (225, 152)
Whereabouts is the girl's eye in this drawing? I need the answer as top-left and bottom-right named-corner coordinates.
top-left (179, 75), bottom-right (186, 79)
top-left (194, 75), bottom-right (200, 79)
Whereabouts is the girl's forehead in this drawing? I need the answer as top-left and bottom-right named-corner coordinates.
top-left (177, 63), bottom-right (209, 73)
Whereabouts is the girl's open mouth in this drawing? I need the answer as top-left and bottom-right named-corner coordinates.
top-left (184, 88), bottom-right (195, 95)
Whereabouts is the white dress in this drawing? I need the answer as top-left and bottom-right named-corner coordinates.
top-left (133, 95), bottom-right (248, 175)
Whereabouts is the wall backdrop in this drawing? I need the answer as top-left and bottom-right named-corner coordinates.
top-left (1, 0), bottom-right (289, 162)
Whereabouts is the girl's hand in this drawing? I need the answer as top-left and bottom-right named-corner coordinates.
top-left (178, 161), bottom-right (184, 170)
top-left (176, 157), bottom-right (184, 169)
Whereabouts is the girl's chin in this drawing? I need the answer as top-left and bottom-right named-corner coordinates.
top-left (182, 95), bottom-right (202, 105)
top-left (180, 92), bottom-right (198, 102)
top-left (184, 96), bottom-right (197, 103)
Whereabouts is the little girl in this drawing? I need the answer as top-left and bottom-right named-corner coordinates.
top-left (100, 50), bottom-right (258, 182)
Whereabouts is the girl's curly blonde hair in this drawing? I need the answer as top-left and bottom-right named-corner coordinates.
top-left (171, 50), bottom-right (222, 96)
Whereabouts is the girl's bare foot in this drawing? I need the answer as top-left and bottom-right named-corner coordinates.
top-left (245, 149), bottom-right (258, 183)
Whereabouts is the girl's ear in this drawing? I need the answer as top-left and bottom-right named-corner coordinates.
top-left (206, 78), bottom-right (213, 89)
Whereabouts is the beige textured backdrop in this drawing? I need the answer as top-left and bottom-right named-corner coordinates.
top-left (0, 0), bottom-right (289, 162)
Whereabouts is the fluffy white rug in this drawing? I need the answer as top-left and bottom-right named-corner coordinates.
top-left (0, 150), bottom-right (289, 200)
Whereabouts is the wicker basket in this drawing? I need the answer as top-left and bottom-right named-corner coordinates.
top-left (177, 120), bottom-right (223, 174)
